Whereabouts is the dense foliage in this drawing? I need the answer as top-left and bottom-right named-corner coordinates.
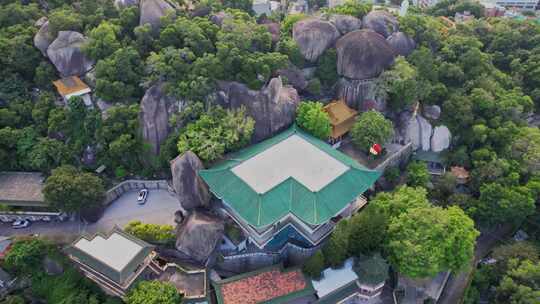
top-left (124, 220), bottom-right (176, 244)
top-left (296, 101), bottom-right (331, 139)
top-left (350, 110), bottom-right (394, 152)
top-left (126, 281), bottom-right (182, 304)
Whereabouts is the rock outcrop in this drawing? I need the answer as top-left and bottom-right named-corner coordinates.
top-left (337, 77), bottom-right (377, 110)
top-left (431, 126), bottom-right (451, 152)
top-left (263, 22), bottom-right (280, 44)
top-left (34, 20), bottom-right (52, 56)
top-left (423, 105), bottom-right (441, 120)
top-left (46, 31), bottom-right (94, 77)
top-left (170, 151), bottom-right (210, 210)
top-left (277, 66), bottom-right (308, 91)
top-left (362, 10), bottom-right (399, 38)
top-left (336, 29), bottom-right (395, 80)
top-left (210, 11), bottom-right (230, 27)
top-left (139, 0), bottom-right (174, 29)
top-left (139, 83), bottom-right (183, 155)
top-left (216, 77), bottom-right (300, 142)
top-left (329, 14), bottom-right (362, 35)
top-left (175, 211), bottom-right (224, 264)
top-left (293, 18), bottom-right (340, 62)
top-left (387, 31), bottom-right (415, 57)
top-left (398, 112), bottom-right (432, 151)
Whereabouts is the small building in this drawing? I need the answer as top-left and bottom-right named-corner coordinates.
top-left (65, 227), bottom-right (160, 297)
top-left (0, 172), bottom-right (46, 207)
top-left (454, 11), bottom-right (475, 22)
top-left (53, 76), bottom-right (93, 107)
top-left (323, 100), bottom-right (358, 145)
top-left (313, 255), bottom-right (388, 304)
top-left (252, 0), bottom-right (271, 16)
top-left (450, 166), bottom-right (470, 184)
top-left (212, 264), bottom-right (316, 304)
top-left (412, 151), bottom-right (445, 176)
top-left (199, 125), bottom-right (381, 251)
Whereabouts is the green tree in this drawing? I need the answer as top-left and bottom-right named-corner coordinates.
top-left (376, 57), bottom-right (420, 111)
top-left (83, 21), bottom-right (121, 61)
top-left (95, 47), bottom-right (144, 102)
top-left (495, 259), bottom-right (540, 304)
top-left (316, 49), bottom-right (338, 88)
top-left (406, 161), bottom-right (430, 188)
top-left (28, 137), bottom-right (71, 173)
top-left (43, 165), bottom-right (105, 213)
top-left (348, 204), bottom-right (388, 256)
top-left (477, 183), bottom-right (535, 226)
top-left (303, 251), bottom-right (325, 279)
top-left (126, 281), bottom-right (182, 304)
top-left (48, 8), bottom-right (82, 38)
top-left (4, 239), bottom-right (46, 274)
top-left (322, 0), bottom-right (372, 18)
top-left (322, 220), bottom-right (349, 268)
top-left (0, 295), bottom-right (25, 304)
top-left (370, 186), bottom-right (431, 219)
top-left (177, 106), bottom-right (254, 162)
top-left (125, 221), bottom-right (176, 244)
top-left (387, 206), bottom-right (479, 278)
top-left (350, 110), bottom-right (394, 152)
top-left (296, 101), bottom-right (331, 140)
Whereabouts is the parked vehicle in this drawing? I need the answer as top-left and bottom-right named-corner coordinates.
top-left (137, 189), bottom-right (148, 205)
top-left (12, 219), bottom-right (31, 229)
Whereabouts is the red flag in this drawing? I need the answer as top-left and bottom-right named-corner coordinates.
top-left (370, 143), bottom-right (382, 155)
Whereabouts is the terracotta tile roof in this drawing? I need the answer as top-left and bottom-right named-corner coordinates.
top-left (53, 76), bottom-right (90, 97)
top-left (450, 166), bottom-right (470, 179)
top-left (215, 266), bottom-right (313, 304)
top-left (323, 100), bottom-right (358, 139)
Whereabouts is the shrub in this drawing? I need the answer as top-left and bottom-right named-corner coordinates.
top-left (124, 221), bottom-right (176, 244)
top-left (351, 110), bottom-right (394, 152)
top-left (296, 101), bottom-right (331, 139)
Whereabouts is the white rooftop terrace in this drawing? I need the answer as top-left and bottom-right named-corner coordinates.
top-left (312, 258), bottom-right (358, 298)
top-left (231, 134), bottom-right (349, 193)
top-left (74, 232), bottom-right (144, 272)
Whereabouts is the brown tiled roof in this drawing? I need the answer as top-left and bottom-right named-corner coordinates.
top-left (53, 76), bottom-right (90, 97)
top-left (216, 266), bottom-right (312, 304)
top-left (323, 100), bottom-right (358, 139)
top-left (450, 166), bottom-right (470, 179)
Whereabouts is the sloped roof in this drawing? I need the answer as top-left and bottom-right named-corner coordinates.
top-left (213, 264), bottom-right (314, 304)
top-left (199, 125), bottom-right (381, 228)
top-left (0, 172), bottom-right (45, 206)
top-left (323, 100), bottom-right (358, 139)
top-left (53, 76), bottom-right (90, 97)
top-left (65, 227), bottom-right (154, 285)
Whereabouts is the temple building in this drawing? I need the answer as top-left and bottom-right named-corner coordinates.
top-left (323, 99), bottom-right (358, 145)
top-left (199, 125), bottom-right (380, 251)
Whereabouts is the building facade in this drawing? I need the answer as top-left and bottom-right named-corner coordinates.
top-left (199, 126), bottom-right (380, 251)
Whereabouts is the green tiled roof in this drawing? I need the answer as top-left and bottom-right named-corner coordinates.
top-left (199, 125), bottom-right (381, 228)
top-left (65, 227), bottom-right (154, 285)
top-left (314, 280), bottom-right (360, 304)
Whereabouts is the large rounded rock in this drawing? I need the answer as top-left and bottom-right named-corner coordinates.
top-left (139, 82), bottom-right (184, 155)
top-left (210, 11), bottom-right (230, 27)
top-left (362, 10), bottom-right (399, 38)
top-left (34, 20), bottom-right (52, 56)
top-left (293, 18), bottom-right (340, 62)
top-left (397, 111), bottom-right (432, 151)
top-left (337, 77), bottom-right (377, 110)
top-left (423, 105), bottom-right (441, 120)
top-left (277, 66), bottom-right (308, 91)
top-left (216, 77), bottom-right (300, 142)
top-left (139, 0), bottom-right (175, 29)
top-left (263, 22), bottom-right (280, 44)
top-left (431, 125), bottom-right (451, 152)
top-left (336, 29), bottom-right (396, 80)
top-left (170, 151), bottom-right (210, 210)
top-left (46, 31), bottom-right (94, 77)
top-left (387, 31), bottom-right (415, 57)
top-left (175, 210), bottom-right (224, 264)
top-left (329, 14), bottom-right (362, 35)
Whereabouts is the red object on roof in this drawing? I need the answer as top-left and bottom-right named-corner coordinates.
top-left (216, 267), bottom-right (312, 304)
top-left (370, 143), bottom-right (382, 155)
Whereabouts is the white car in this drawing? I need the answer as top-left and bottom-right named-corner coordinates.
top-left (137, 189), bottom-right (148, 205)
top-left (12, 219), bottom-right (31, 229)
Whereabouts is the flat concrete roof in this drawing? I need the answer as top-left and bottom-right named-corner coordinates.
top-left (231, 135), bottom-right (348, 193)
top-left (0, 172), bottom-right (45, 206)
top-left (312, 258), bottom-right (358, 298)
top-left (74, 232), bottom-right (144, 272)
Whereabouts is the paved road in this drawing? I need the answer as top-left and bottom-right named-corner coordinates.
top-left (0, 189), bottom-right (181, 239)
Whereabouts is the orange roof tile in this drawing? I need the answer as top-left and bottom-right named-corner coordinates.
top-left (450, 166), bottom-right (470, 179)
top-left (53, 76), bottom-right (90, 97)
top-left (216, 267), bottom-right (312, 304)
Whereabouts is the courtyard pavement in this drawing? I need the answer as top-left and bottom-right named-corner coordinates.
top-left (0, 189), bottom-right (181, 239)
